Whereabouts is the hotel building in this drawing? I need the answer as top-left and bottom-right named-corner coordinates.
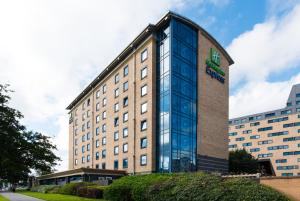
top-left (67, 11), bottom-right (233, 174)
top-left (229, 84), bottom-right (300, 176)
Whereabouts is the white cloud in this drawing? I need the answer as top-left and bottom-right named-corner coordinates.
top-left (0, 0), bottom-right (201, 171)
top-left (228, 3), bottom-right (300, 119)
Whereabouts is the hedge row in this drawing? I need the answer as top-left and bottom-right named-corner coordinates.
top-left (31, 182), bottom-right (107, 199)
top-left (103, 172), bottom-right (290, 201)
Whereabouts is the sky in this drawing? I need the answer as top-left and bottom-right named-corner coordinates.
top-left (1, 0), bottom-right (300, 171)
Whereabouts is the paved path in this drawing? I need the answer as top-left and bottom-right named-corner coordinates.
top-left (0, 192), bottom-right (44, 201)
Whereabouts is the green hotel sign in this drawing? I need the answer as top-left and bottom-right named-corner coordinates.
top-left (206, 48), bottom-right (225, 83)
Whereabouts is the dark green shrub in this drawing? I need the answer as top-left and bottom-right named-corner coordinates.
top-left (58, 182), bottom-right (95, 195)
top-left (221, 178), bottom-right (290, 201)
top-left (77, 186), bottom-right (106, 199)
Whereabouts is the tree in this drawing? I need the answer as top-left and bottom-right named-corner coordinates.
top-left (0, 84), bottom-right (60, 185)
top-left (229, 149), bottom-right (259, 174)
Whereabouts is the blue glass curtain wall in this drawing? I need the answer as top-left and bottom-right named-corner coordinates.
top-left (157, 18), bottom-right (197, 172)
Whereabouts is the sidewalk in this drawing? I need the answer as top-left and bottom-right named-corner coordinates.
top-left (0, 192), bottom-right (44, 201)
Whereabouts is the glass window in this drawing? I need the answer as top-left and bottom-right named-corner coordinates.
top-left (75, 139), bottom-right (78, 145)
top-left (114, 117), bottom-right (119, 127)
top-left (87, 121), bottom-right (90, 129)
top-left (141, 49), bottom-right (148, 62)
top-left (96, 127), bottom-right (100, 135)
top-left (123, 97), bottom-right (128, 107)
top-left (74, 129), bottom-right (78, 136)
top-left (87, 155), bottom-right (90, 162)
top-left (102, 124), bottom-right (106, 133)
top-left (123, 81), bottom-right (129, 91)
top-left (96, 139), bottom-right (99, 148)
top-left (102, 111), bottom-right (106, 119)
top-left (102, 162), bottom-right (106, 169)
top-left (82, 156), bottom-right (85, 164)
top-left (87, 143), bottom-right (90, 151)
top-left (96, 152), bottom-right (99, 160)
top-left (102, 97), bottom-right (107, 106)
top-left (123, 112), bottom-right (128, 122)
top-left (141, 102), bottom-right (147, 114)
top-left (102, 84), bottom-right (107, 94)
top-left (123, 158), bottom-right (128, 169)
top-left (102, 137), bottom-right (106, 145)
top-left (141, 67), bottom-right (147, 79)
top-left (114, 146), bottom-right (119, 155)
top-left (96, 115), bottom-right (100, 123)
top-left (82, 135), bottom-right (86, 142)
top-left (75, 148), bottom-right (78, 155)
top-left (114, 131), bottom-right (119, 141)
top-left (141, 138), bottom-right (147, 149)
top-left (75, 159), bottom-right (78, 165)
top-left (141, 85), bottom-right (147, 96)
top-left (82, 124), bottom-right (85, 132)
top-left (96, 90), bottom-right (100, 98)
top-left (123, 127), bottom-right (128, 138)
top-left (115, 88), bottom-right (119, 97)
top-left (96, 103), bottom-right (100, 111)
top-left (123, 143), bottom-right (128, 153)
top-left (114, 160), bottom-right (118, 170)
top-left (87, 133), bottom-right (90, 140)
top-left (140, 155), bottom-right (147, 166)
top-left (82, 145), bottom-right (85, 153)
top-left (141, 120), bottom-right (147, 131)
top-left (124, 65), bottom-right (129, 77)
top-left (114, 102), bottom-right (119, 112)
top-left (115, 73), bottom-right (119, 84)
top-left (102, 149), bottom-right (106, 158)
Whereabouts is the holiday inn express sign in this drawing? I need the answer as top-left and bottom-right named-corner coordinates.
top-left (206, 48), bottom-right (225, 84)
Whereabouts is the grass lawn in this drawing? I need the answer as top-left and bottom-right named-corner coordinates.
top-left (0, 194), bottom-right (9, 201)
top-left (20, 191), bottom-right (106, 201)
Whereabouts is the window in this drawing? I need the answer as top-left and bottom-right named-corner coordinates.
top-left (96, 139), bottom-right (99, 148)
top-left (115, 73), bottom-right (119, 84)
top-left (102, 111), bottom-right (107, 119)
top-left (283, 122), bottom-right (300, 128)
top-left (265, 113), bottom-right (275, 118)
top-left (114, 146), bottom-right (119, 155)
top-left (114, 102), bottom-right (119, 112)
top-left (87, 133), bottom-right (90, 140)
top-left (123, 96), bottom-right (128, 107)
top-left (276, 159), bottom-right (287, 163)
top-left (82, 135), bottom-right (86, 142)
top-left (82, 156), bottom-right (85, 164)
top-left (82, 102), bottom-right (86, 110)
top-left (95, 164), bottom-right (99, 169)
top-left (228, 132), bottom-right (237, 136)
top-left (250, 148), bottom-right (260, 152)
top-left (96, 152), bottom-right (99, 160)
top-left (141, 102), bottom-right (147, 114)
top-left (297, 100), bottom-right (300, 105)
top-left (235, 125), bottom-right (245, 129)
top-left (75, 148), bottom-right (78, 155)
top-left (281, 110), bottom-right (291, 115)
top-left (87, 98), bottom-right (91, 106)
top-left (123, 81), bottom-right (129, 91)
top-left (123, 112), bottom-right (128, 122)
top-left (87, 155), bottom-right (90, 162)
top-left (102, 124), bottom-right (106, 133)
top-left (258, 140), bottom-right (273, 145)
top-left (102, 137), bottom-right (106, 145)
top-left (75, 129), bottom-right (78, 136)
top-left (102, 162), bottom-right (106, 169)
top-left (141, 120), bottom-right (147, 131)
top-left (296, 93), bottom-right (300, 98)
top-left (124, 65), bottom-right (129, 77)
top-left (141, 49), bottom-right (148, 62)
top-left (123, 127), bottom-right (128, 138)
top-left (123, 158), bottom-right (128, 169)
top-left (96, 103), bottom-right (100, 111)
top-left (114, 160), bottom-right (118, 170)
top-left (114, 131), bottom-right (119, 141)
top-left (268, 145), bottom-right (289, 150)
top-left (268, 131), bottom-right (288, 137)
top-left (75, 139), bottom-right (78, 145)
top-left (82, 145), bottom-right (85, 153)
top-left (123, 143), bottom-right (128, 153)
top-left (242, 142), bottom-right (252, 147)
top-left (258, 126), bottom-right (273, 132)
top-left (229, 144), bottom-right (237, 149)
top-left (96, 127), bottom-right (100, 136)
top-left (283, 136), bottom-right (300, 142)
top-left (82, 113), bottom-right (86, 121)
top-left (268, 117), bottom-right (288, 123)
top-left (140, 155), bottom-right (147, 166)
top-left (115, 88), bottom-right (119, 98)
top-left (141, 85), bottom-right (147, 96)
top-left (141, 66), bottom-right (147, 79)
top-left (114, 117), bottom-right (119, 127)
top-left (250, 135), bottom-right (260, 139)
top-left (87, 143), bottom-right (90, 151)
top-left (258, 153), bottom-right (273, 158)
top-left (102, 149), bottom-right (106, 158)
top-left (87, 121), bottom-right (90, 129)
top-left (102, 98), bottom-right (107, 106)
top-left (282, 173), bottom-right (293, 177)
top-left (75, 159), bottom-right (78, 165)
top-left (283, 151), bottom-right (300, 156)
top-left (141, 138), bottom-right (147, 149)
top-left (242, 130), bottom-right (252, 134)
top-left (277, 165), bottom-right (299, 170)
top-left (250, 122), bottom-right (260, 127)
top-left (235, 137), bottom-right (245, 141)
top-left (287, 102), bottom-right (292, 107)
top-left (96, 90), bottom-right (100, 98)
top-left (82, 124), bottom-right (85, 132)
top-left (102, 84), bottom-right (107, 94)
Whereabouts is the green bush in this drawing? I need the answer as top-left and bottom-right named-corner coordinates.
top-left (77, 186), bottom-right (106, 199)
top-left (30, 185), bottom-right (59, 193)
top-left (104, 173), bottom-right (290, 201)
top-left (57, 182), bottom-right (95, 195)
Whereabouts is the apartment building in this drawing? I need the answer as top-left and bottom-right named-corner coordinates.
top-left (67, 11), bottom-right (233, 174)
top-left (229, 84), bottom-right (300, 176)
